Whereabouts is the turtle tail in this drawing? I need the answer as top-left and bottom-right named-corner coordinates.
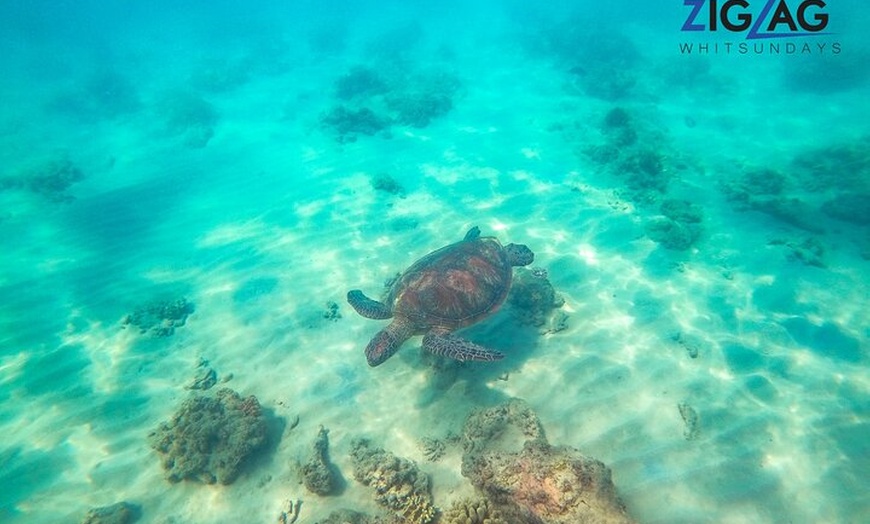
top-left (365, 321), bottom-right (412, 367)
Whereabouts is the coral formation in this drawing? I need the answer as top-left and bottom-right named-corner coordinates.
top-left (460, 399), bottom-right (634, 524)
top-left (157, 90), bottom-right (219, 148)
top-left (722, 168), bottom-right (788, 209)
top-left (659, 199), bottom-right (704, 224)
top-left (322, 301), bottom-right (342, 322)
top-left (620, 148), bottom-right (668, 194)
top-left (148, 388), bottom-right (268, 484)
top-left (678, 402), bottom-right (700, 441)
top-left (0, 158), bottom-right (85, 202)
top-left (440, 498), bottom-right (508, 524)
top-left (601, 107), bottom-right (637, 146)
top-left (726, 141), bottom-right (870, 234)
top-left (122, 297), bottom-right (194, 337)
top-left (743, 168), bottom-right (786, 196)
top-left (81, 501), bottom-right (139, 524)
top-left (277, 499), bottom-right (302, 524)
top-left (461, 399), bottom-right (546, 473)
top-left (525, 16), bottom-right (641, 101)
top-left (371, 173), bottom-right (406, 196)
top-left (507, 267), bottom-right (566, 331)
top-left (582, 107), bottom-right (677, 203)
top-left (645, 217), bottom-right (700, 251)
top-left (645, 198), bottom-right (705, 251)
top-left (770, 237), bottom-right (826, 268)
top-left (336, 66), bottom-right (389, 101)
top-left (301, 426), bottom-right (340, 496)
top-left (320, 106), bottom-right (390, 143)
top-left (385, 90), bottom-right (453, 128)
top-left (321, 65), bottom-right (461, 142)
top-left (791, 137), bottom-right (870, 194)
top-left (350, 438), bottom-right (436, 524)
top-left (419, 437), bottom-right (446, 462)
top-left (186, 357), bottom-right (217, 390)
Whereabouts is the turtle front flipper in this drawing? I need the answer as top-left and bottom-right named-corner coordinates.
top-left (366, 321), bottom-right (412, 366)
top-left (347, 290), bottom-right (393, 320)
top-left (422, 331), bottom-right (504, 362)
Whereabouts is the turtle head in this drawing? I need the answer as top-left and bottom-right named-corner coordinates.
top-left (364, 323), bottom-right (408, 367)
top-left (505, 243), bottom-right (534, 267)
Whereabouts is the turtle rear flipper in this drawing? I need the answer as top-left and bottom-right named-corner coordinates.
top-left (423, 331), bottom-right (504, 362)
top-left (347, 290), bottom-right (392, 320)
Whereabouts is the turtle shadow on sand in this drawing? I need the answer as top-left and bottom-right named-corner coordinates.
top-left (413, 309), bottom-right (545, 405)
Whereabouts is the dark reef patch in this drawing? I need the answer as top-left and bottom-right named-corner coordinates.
top-left (460, 399), bottom-right (634, 523)
top-left (80, 501), bottom-right (141, 524)
top-left (320, 106), bottom-right (390, 143)
top-left (122, 297), bottom-right (194, 337)
top-left (156, 90), bottom-right (219, 148)
top-left (301, 426), bottom-right (342, 496)
top-left (350, 438), bottom-right (436, 524)
top-left (148, 388), bottom-right (269, 484)
top-left (0, 158), bottom-right (85, 203)
top-left (320, 63), bottom-right (461, 142)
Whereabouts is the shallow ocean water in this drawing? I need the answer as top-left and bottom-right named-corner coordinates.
top-left (0, 2), bottom-right (868, 523)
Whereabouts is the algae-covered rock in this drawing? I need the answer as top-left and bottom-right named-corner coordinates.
top-left (370, 172), bottom-right (406, 196)
top-left (81, 502), bottom-right (139, 524)
top-left (320, 105), bottom-right (390, 143)
top-left (148, 388), bottom-right (268, 484)
top-left (460, 399), bottom-right (634, 524)
top-left (419, 436), bottom-right (446, 462)
top-left (440, 498), bottom-right (510, 524)
top-left (466, 440), bottom-right (633, 524)
top-left (660, 199), bottom-right (704, 224)
top-left (461, 399), bottom-right (546, 472)
top-left (678, 402), bottom-right (700, 441)
top-left (507, 268), bottom-right (566, 331)
top-left (350, 438), bottom-right (436, 524)
top-left (301, 426), bottom-right (340, 495)
top-left (645, 217), bottom-right (701, 250)
top-left (0, 158), bottom-right (85, 202)
top-left (122, 297), bottom-right (194, 337)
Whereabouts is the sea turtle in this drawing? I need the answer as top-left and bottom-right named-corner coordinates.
top-left (347, 226), bottom-right (534, 366)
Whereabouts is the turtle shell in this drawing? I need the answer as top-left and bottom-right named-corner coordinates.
top-left (387, 236), bottom-right (513, 329)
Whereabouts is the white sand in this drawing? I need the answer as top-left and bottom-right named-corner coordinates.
top-left (1, 8), bottom-right (868, 524)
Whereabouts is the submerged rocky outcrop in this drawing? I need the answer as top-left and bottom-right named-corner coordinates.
top-left (301, 426), bottom-right (340, 495)
top-left (460, 399), bottom-right (634, 524)
top-left (148, 388), bottom-right (268, 484)
top-left (350, 438), bottom-right (436, 524)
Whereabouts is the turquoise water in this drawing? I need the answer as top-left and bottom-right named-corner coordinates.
top-left (1, 2), bottom-right (868, 523)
